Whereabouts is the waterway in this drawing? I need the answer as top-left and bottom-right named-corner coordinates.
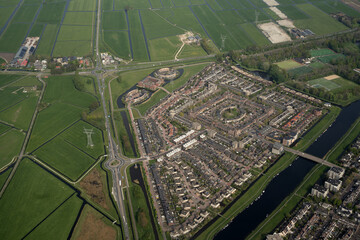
top-left (214, 100), bottom-right (360, 240)
top-left (129, 164), bottom-right (159, 240)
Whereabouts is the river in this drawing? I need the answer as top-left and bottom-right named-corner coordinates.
top-left (214, 100), bottom-right (360, 240)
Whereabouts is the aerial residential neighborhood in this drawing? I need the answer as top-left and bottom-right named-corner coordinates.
top-left (0, 0), bottom-right (360, 239)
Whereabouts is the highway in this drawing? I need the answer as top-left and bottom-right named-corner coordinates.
top-left (93, 0), bottom-right (131, 238)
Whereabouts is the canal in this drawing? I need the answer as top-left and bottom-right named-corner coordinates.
top-left (214, 100), bottom-right (360, 240)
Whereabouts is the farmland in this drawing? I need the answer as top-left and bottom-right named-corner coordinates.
top-left (0, 158), bottom-right (76, 239)
top-left (0, 0), bottom-right (358, 61)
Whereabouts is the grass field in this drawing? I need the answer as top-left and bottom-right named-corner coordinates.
top-left (0, 23), bottom-right (30, 52)
top-left (148, 36), bottom-right (181, 61)
top-left (68, 0), bottom-right (97, 11)
top-left (57, 25), bottom-right (93, 41)
top-left (59, 120), bottom-right (105, 159)
top-left (308, 76), bottom-right (359, 92)
top-left (8, 75), bottom-right (40, 87)
top-left (0, 123), bottom-right (11, 135)
top-left (128, 10), bottom-right (149, 61)
top-left (0, 158), bottom-right (75, 239)
top-left (310, 48), bottom-right (335, 57)
top-left (35, 24), bottom-right (59, 56)
top-left (0, 6), bottom-right (15, 28)
top-left (317, 54), bottom-right (345, 63)
top-left (26, 103), bottom-right (82, 153)
top-left (141, 10), bottom-right (184, 40)
top-left (0, 95), bottom-right (38, 130)
top-left (308, 61), bottom-right (325, 69)
top-left (43, 75), bottom-right (96, 108)
top-left (53, 40), bottom-right (92, 57)
top-left (294, 4), bottom-right (348, 35)
top-left (26, 194), bottom-right (83, 240)
top-left (0, 74), bottom-right (22, 88)
top-left (34, 136), bottom-right (95, 180)
top-left (102, 11), bottom-right (128, 30)
top-left (13, 4), bottom-right (40, 22)
top-left (0, 166), bottom-right (11, 189)
top-left (0, 129), bottom-right (24, 168)
top-left (70, 204), bottom-right (119, 240)
top-left (63, 12), bottom-right (95, 26)
top-left (0, 86), bottom-right (28, 111)
top-left (287, 66), bottom-right (313, 77)
top-left (178, 43), bottom-right (207, 59)
top-left (308, 78), bottom-right (341, 91)
top-left (102, 31), bottom-right (131, 59)
top-left (37, 2), bottom-right (66, 24)
top-left (115, 0), bottom-right (150, 10)
top-left (276, 60), bottom-right (303, 70)
top-left (135, 89), bottom-right (168, 115)
top-left (277, 5), bottom-right (309, 20)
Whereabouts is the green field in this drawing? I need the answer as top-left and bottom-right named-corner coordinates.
top-left (0, 23), bottom-right (30, 52)
top-left (59, 120), bottom-right (105, 159)
top-left (102, 31), bottom-right (131, 59)
top-left (0, 6), bottom-right (15, 28)
top-left (53, 40), bottom-right (93, 57)
top-left (277, 5), bottom-right (309, 20)
top-left (141, 10), bottom-right (184, 39)
top-left (37, 2), bottom-right (66, 23)
top-left (287, 66), bottom-right (313, 76)
top-left (26, 103), bottom-right (82, 152)
top-left (0, 158), bottom-right (75, 239)
top-left (34, 136), bottom-right (95, 180)
top-left (26, 194), bottom-right (83, 240)
top-left (310, 48), bottom-right (335, 57)
top-left (63, 12), bottom-right (95, 26)
top-left (0, 74), bottom-right (23, 88)
top-left (0, 95), bottom-right (38, 130)
top-left (135, 89), bottom-right (168, 115)
top-left (102, 11), bottom-right (128, 30)
top-left (178, 43), bottom-right (207, 59)
top-left (68, 0), bottom-right (97, 11)
top-left (35, 24), bottom-right (59, 56)
top-left (43, 75), bottom-right (96, 108)
top-left (8, 75), bottom-right (40, 87)
top-left (0, 129), bottom-right (24, 168)
top-left (114, 110), bottom-right (139, 157)
top-left (0, 123), bottom-right (11, 135)
top-left (148, 36), bottom-right (181, 61)
top-left (13, 4), bottom-right (40, 22)
top-left (308, 77), bottom-right (341, 91)
top-left (0, 86), bottom-right (28, 111)
top-left (308, 76), bottom-right (359, 92)
top-left (276, 60), bottom-right (303, 70)
top-left (57, 25), bottom-right (93, 41)
top-left (294, 4), bottom-right (348, 35)
top-left (128, 10), bottom-right (149, 61)
top-left (115, 0), bottom-right (150, 9)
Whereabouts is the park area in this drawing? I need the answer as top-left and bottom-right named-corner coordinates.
top-left (0, 0), bottom-right (358, 61)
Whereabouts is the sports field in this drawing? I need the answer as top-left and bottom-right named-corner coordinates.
top-left (275, 60), bottom-right (302, 70)
top-left (308, 77), bottom-right (341, 91)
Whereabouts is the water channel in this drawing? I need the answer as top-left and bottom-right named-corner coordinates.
top-left (213, 100), bottom-right (360, 239)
